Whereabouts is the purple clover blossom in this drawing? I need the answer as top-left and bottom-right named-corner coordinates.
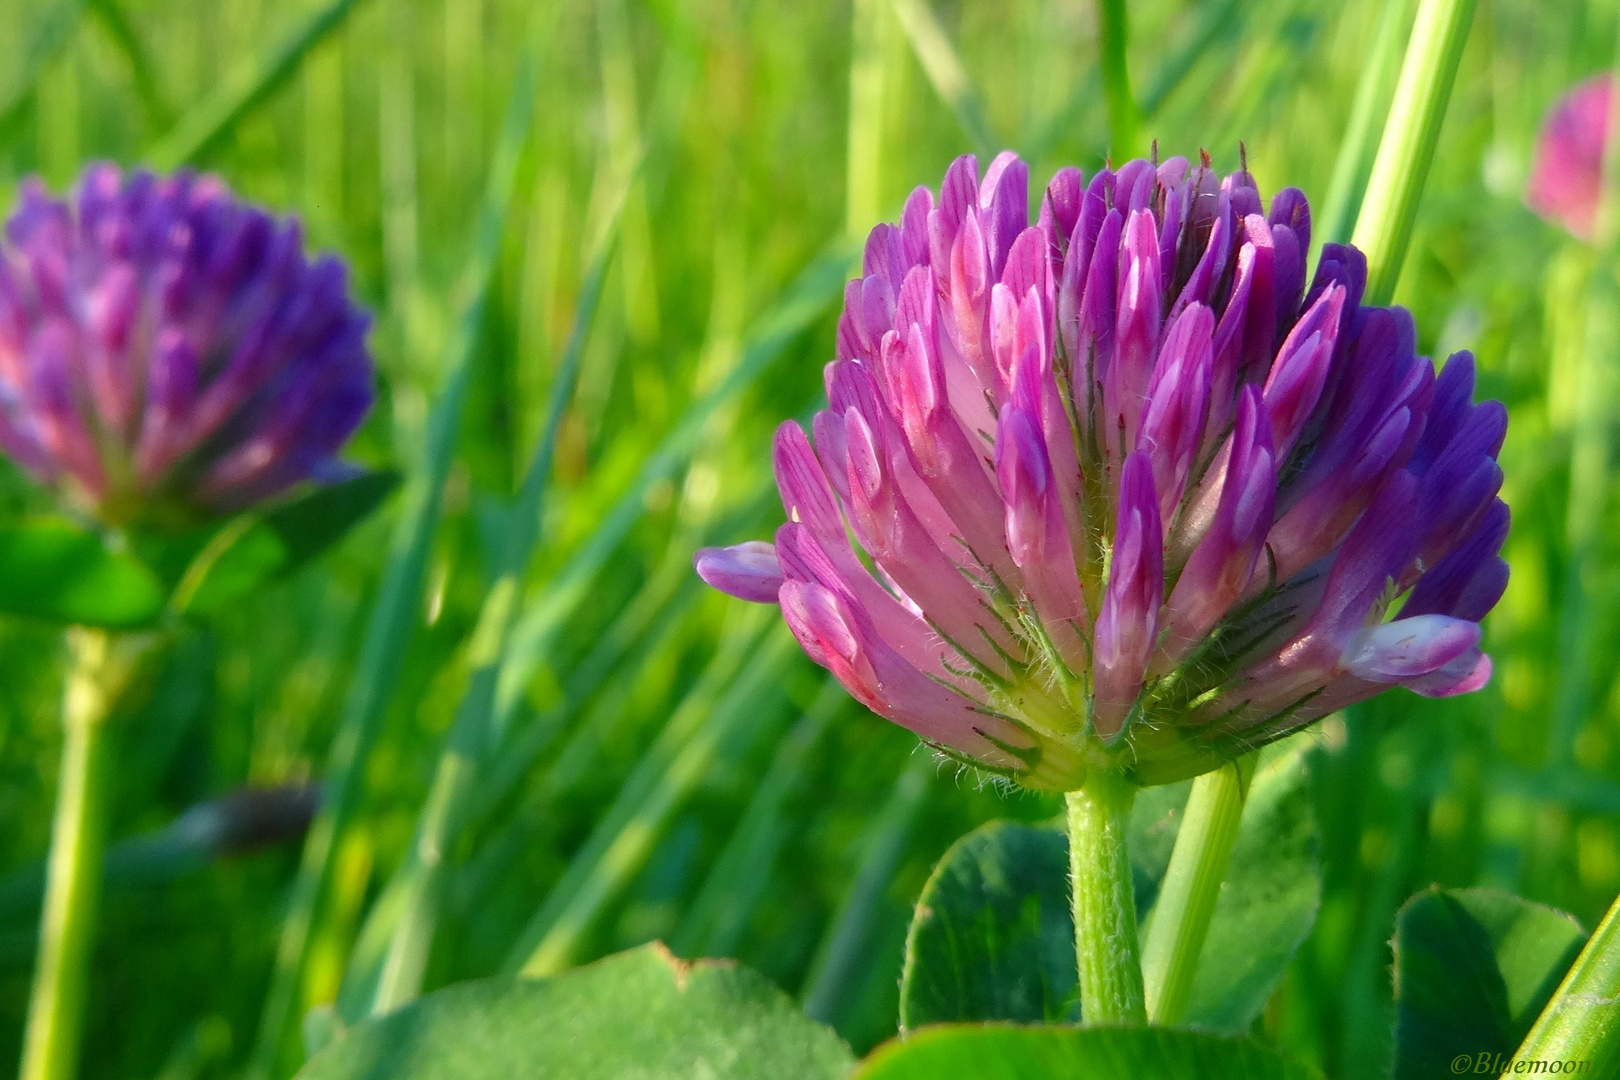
top-left (0, 164), bottom-right (374, 526)
top-left (695, 151), bottom-right (1507, 790)
top-left (1527, 74), bottom-right (1613, 242)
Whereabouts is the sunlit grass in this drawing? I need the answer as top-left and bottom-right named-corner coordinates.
top-left (0, 0), bottom-right (1613, 1076)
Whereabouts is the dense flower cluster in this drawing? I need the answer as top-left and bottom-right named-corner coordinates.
top-left (698, 151), bottom-right (1507, 789)
top-left (0, 164), bottom-right (373, 525)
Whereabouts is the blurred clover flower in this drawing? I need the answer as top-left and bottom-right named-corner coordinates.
top-left (0, 163), bottom-right (373, 527)
top-left (1527, 73), bottom-right (1614, 241)
top-left (697, 151), bottom-right (1506, 790)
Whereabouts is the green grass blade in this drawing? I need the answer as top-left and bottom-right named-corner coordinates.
top-left (332, 487), bottom-right (771, 1019)
top-left (492, 236), bottom-right (859, 730)
top-left (243, 27), bottom-right (544, 1080)
top-left (1136, 0), bottom-right (1243, 121)
top-left (847, 0), bottom-right (889, 231)
top-left (889, 0), bottom-right (996, 159)
top-left (367, 193), bottom-right (629, 1016)
top-left (801, 756), bottom-right (932, 1025)
top-left (144, 0), bottom-right (367, 169)
top-left (1317, 0), bottom-right (1417, 250)
top-left (671, 677), bottom-right (848, 958)
top-left (0, 0), bottom-right (91, 144)
top-left (1098, 0), bottom-right (1140, 160)
top-left (502, 609), bottom-right (791, 975)
top-left (1349, 0), bottom-right (1478, 306)
top-left (86, 0), bottom-right (169, 129)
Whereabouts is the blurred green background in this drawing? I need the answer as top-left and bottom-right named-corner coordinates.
top-left (0, 0), bottom-right (1611, 1077)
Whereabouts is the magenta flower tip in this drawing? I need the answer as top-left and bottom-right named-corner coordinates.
top-left (0, 163), bottom-right (374, 526)
top-left (699, 150), bottom-right (1508, 790)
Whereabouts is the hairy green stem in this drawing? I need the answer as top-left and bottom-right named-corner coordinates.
top-left (1067, 770), bottom-right (1144, 1025)
top-left (1097, 0), bottom-right (1139, 161)
top-left (1510, 890), bottom-right (1620, 1073)
top-left (1350, 0), bottom-right (1476, 306)
top-left (1139, 755), bottom-right (1255, 1026)
top-left (20, 630), bottom-right (118, 1080)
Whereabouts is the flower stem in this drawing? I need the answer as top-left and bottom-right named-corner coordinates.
top-left (20, 629), bottom-right (119, 1080)
top-left (1097, 0), bottom-right (1140, 161)
top-left (1139, 754), bottom-right (1256, 1026)
top-left (1509, 888), bottom-right (1620, 1073)
top-left (1066, 769), bottom-right (1145, 1025)
top-left (1349, 0), bottom-right (1476, 306)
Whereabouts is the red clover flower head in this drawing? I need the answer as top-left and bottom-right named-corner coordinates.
top-left (0, 163), bottom-right (374, 527)
top-left (1527, 73), bottom-right (1614, 241)
top-left (697, 151), bottom-right (1507, 790)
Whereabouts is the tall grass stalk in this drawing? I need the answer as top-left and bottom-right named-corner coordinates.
top-left (672, 678), bottom-right (849, 958)
top-left (1098, 0), bottom-right (1139, 160)
top-left (508, 611), bottom-right (795, 976)
top-left (1139, 756), bottom-right (1255, 1026)
top-left (369, 195), bottom-right (628, 1015)
top-left (1547, 16), bottom-right (1620, 771)
top-left (245, 26), bottom-right (544, 1077)
top-left (1316, 0), bottom-right (1417, 250)
top-left (801, 756), bottom-right (932, 1026)
top-left (889, 0), bottom-right (996, 159)
top-left (1349, 0), bottom-right (1477, 306)
top-left (145, 0), bottom-right (367, 169)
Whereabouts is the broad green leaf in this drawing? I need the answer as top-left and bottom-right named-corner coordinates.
top-left (1392, 887), bottom-right (1587, 1080)
top-left (899, 821), bottom-right (1077, 1028)
top-left (173, 471), bottom-right (400, 616)
top-left (296, 943), bottom-right (853, 1080)
top-left (1446, 888), bottom-right (1588, 1038)
top-left (853, 1024), bottom-right (1318, 1080)
top-left (1179, 741), bottom-right (1321, 1032)
top-left (260, 470), bottom-right (401, 572)
top-left (0, 521), bottom-right (164, 628)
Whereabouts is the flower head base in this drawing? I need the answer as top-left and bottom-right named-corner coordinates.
top-left (0, 164), bottom-right (374, 527)
top-left (1527, 73), bottom-right (1614, 241)
top-left (697, 151), bottom-right (1507, 790)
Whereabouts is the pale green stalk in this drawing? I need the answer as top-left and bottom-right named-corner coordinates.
top-left (1509, 891), bottom-right (1620, 1073)
top-left (1067, 769), bottom-right (1145, 1026)
top-left (20, 630), bottom-right (123, 1080)
top-left (1098, 0), bottom-right (1139, 161)
top-left (1349, 0), bottom-right (1477, 306)
top-left (1139, 755), bottom-right (1256, 1026)
top-left (244, 26), bottom-right (542, 1078)
top-left (1316, 0), bottom-right (1417, 250)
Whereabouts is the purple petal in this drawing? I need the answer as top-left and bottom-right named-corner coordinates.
top-left (1342, 614), bottom-right (1482, 682)
top-left (694, 541), bottom-right (785, 604)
